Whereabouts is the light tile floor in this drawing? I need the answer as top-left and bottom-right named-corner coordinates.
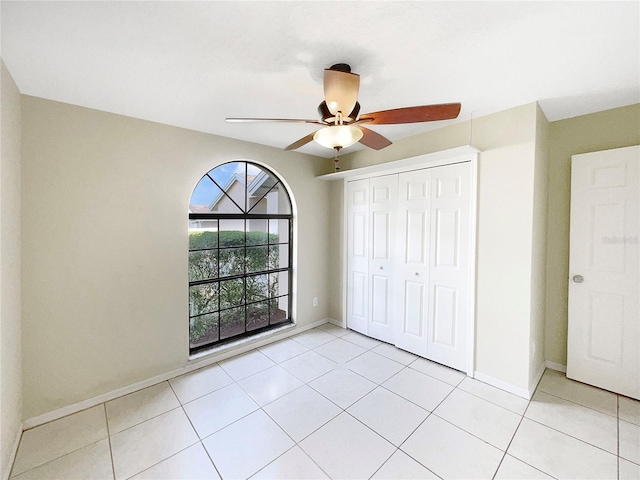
top-left (10, 324), bottom-right (640, 480)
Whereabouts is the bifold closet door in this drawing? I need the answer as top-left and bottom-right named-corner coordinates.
top-left (427, 162), bottom-right (471, 371)
top-left (347, 179), bottom-right (369, 335)
top-left (395, 163), bottom-right (471, 371)
top-left (368, 175), bottom-right (398, 343)
top-left (347, 162), bottom-right (472, 372)
top-left (395, 169), bottom-right (431, 357)
top-left (347, 176), bottom-right (397, 342)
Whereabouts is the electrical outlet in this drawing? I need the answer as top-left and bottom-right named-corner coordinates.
top-left (313, 297), bottom-right (318, 307)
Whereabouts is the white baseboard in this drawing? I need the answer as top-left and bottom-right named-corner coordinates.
top-left (327, 318), bottom-right (345, 328)
top-left (3, 426), bottom-right (22, 480)
top-left (23, 319), bottom-right (330, 430)
top-left (545, 361), bottom-right (567, 373)
top-left (529, 361), bottom-right (546, 395)
top-left (473, 358), bottom-right (563, 401)
top-left (473, 371), bottom-right (531, 400)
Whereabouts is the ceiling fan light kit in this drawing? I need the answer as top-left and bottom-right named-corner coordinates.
top-left (226, 63), bottom-right (461, 153)
top-left (314, 124), bottom-right (363, 149)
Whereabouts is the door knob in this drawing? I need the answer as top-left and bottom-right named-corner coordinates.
top-left (573, 275), bottom-right (584, 283)
top-left (379, 266), bottom-right (383, 270)
top-left (415, 272), bottom-right (419, 276)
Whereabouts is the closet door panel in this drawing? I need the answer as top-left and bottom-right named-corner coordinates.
top-left (405, 210), bottom-right (427, 264)
top-left (347, 179), bottom-right (369, 335)
top-left (371, 274), bottom-right (391, 327)
top-left (432, 285), bottom-right (457, 345)
top-left (368, 175), bottom-right (397, 343)
top-left (403, 280), bottom-right (426, 337)
top-left (395, 170), bottom-right (431, 357)
top-left (428, 163), bottom-right (471, 371)
top-left (434, 208), bottom-right (459, 267)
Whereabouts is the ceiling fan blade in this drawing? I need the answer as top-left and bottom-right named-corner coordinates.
top-left (359, 103), bottom-right (461, 124)
top-left (324, 68), bottom-right (360, 116)
top-left (226, 117), bottom-right (325, 125)
top-left (283, 131), bottom-right (318, 151)
top-left (357, 127), bottom-right (393, 150)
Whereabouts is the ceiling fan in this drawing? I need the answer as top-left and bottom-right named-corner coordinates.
top-left (226, 63), bottom-right (461, 153)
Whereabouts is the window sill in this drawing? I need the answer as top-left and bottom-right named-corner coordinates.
top-left (188, 322), bottom-right (296, 362)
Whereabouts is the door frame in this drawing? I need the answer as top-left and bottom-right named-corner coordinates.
top-left (327, 146), bottom-right (479, 375)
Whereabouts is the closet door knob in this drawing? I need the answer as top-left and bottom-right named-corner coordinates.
top-left (379, 266), bottom-right (383, 270)
top-left (414, 272), bottom-right (419, 276)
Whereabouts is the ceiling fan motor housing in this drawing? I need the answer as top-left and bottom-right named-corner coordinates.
top-left (318, 101), bottom-right (360, 124)
top-left (329, 63), bottom-right (352, 73)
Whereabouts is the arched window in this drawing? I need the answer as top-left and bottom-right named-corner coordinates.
top-left (188, 161), bottom-right (293, 354)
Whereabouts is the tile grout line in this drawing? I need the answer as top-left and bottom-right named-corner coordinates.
top-left (259, 342), bottom-right (311, 364)
top-left (7, 437), bottom-right (111, 480)
top-left (109, 404), bottom-right (185, 437)
top-left (195, 330), bottom-right (345, 478)
top-left (249, 353), bottom-right (337, 479)
top-left (427, 410), bottom-right (515, 454)
top-left (183, 350), bottom-right (306, 477)
top-left (169, 365), bottom-right (234, 405)
top-left (122, 444), bottom-right (200, 480)
top-left (234, 362), bottom-right (306, 398)
top-left (5, 429), bottom-right (22, 480)
top-left (490, 367), bottom-right (562, 479)
top-left (311, 340), bottom-right (372, 365)
top-left (456, 380), bottom-right (529, 415)
top-left (617, 394), bottom-right (620, 480)
top-left (405, 364), bottom-right (466, 388)
top-left (9, 405), bottom-right (115, 479)
top-left (377, 378), bottom-right (450, 413)
top-left (523, 416), bottom-right (619, 458)
top-left (167, 380), bottom-right (224, 480)
top-left (305, 368), bottom-right (377, 411)
top-left (490, 397), bottom-right (531, 480)
top-left (365, 446), bottom-right (402, 480)
top-left (387, 366), bottom-right (465, 479)
top-left (112, 385), bottom-right (201, 479)
top-left (536, 386), bottom-right (618, 419)
top-left (185, 366), bottom-right (262, 443)
top-left (104, 403), bottom-right (116, 480)
top-left (258, 345), bottom-right (414, 478)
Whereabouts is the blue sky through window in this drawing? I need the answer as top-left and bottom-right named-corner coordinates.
top-left (190, 162), bottom-right (262, 205)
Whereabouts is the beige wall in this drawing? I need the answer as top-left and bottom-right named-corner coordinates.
top-left (335, 103), bottom-right (540, 392)
top-left (528, 104), bottom-right (550, 387)
top-left (545, 104), bottom-right (640, 366)
top-left (21, 96), bottom-right (332, 419)
top-left (1, 61), bottom-right (22, 479)
top-left (327, 180), bottom-right (344, 322)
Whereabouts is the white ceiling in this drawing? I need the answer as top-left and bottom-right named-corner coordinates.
top-left (2, 1), bottom-right (638, 158)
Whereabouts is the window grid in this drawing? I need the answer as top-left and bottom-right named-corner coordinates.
top-left (188, 162), bottom-right (293, 354)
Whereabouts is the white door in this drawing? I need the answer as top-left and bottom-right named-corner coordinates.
top-left (395, 169), bottom-right (431, 357)
top-left (567, 145), bottom-right (639, 399)
top-left (368, 175), bottom-right (398, 343)
top-left (347, 179), bottom-right (369, 335)
top-left (427, 162), bottom-right (471, 371)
